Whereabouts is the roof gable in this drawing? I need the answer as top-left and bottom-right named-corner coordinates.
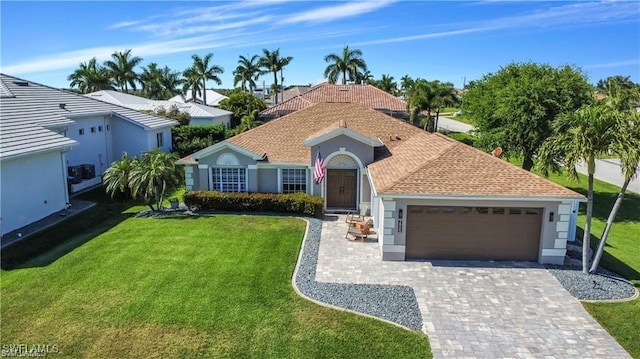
top-left (304, 121), bottom-right (383, 147)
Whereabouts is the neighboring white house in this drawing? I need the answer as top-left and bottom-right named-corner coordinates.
top-left (169, 89), bottom-right (228, 107)
top-left (0, 74), bottom-right (177, 236)
top-left (86, 90), bottom-right (232, 127)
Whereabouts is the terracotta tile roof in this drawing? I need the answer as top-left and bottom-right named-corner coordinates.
top-left (260, 82), bottom-right (408, 118)
top-left (369, 133), bottom-right (582, 198)
top-left (226, 102), bottom-right (423, 164)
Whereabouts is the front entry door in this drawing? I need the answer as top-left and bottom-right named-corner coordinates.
top-left (326, 169), bottom-right (357, 209)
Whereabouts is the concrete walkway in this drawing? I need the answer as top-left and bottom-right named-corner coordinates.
top-left (315, 216), bottom-right (630, 359)
top-left (576, 159), bottom-right (640, 194)
top-left (436, 116), bottom-right (475, 133)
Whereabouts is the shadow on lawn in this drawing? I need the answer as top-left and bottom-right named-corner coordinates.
top-left (1, 189), bottom-right (136, 270)
top-left (567, 186), bottom-right (640, 223)
top-left (575, 227), bottom-right (640, 282)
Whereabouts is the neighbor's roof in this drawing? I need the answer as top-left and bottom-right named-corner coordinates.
top-left (260, 82), bottom-right (408, 117)
top-left (168, 89), bottom-right (228, 106)
top-left (267, 85), bottom-right (313, 104)
top-left (86, 90), bottom-right (232, 118)
top-left (368, 133), bottom-right (582, 198)
top-left (0, 74), bottom-right (176, 160)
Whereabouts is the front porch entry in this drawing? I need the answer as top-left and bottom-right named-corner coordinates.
top-left (326, 169), bottom-right (357, 209)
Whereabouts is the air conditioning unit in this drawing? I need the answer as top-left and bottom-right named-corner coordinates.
top-left (67, 165), bottom-right (83, 184)
top-left (81, 164), bottom-right (95, 179)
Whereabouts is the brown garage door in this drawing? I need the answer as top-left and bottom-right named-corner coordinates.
top-left (405, 206), bottom-right (542, 261)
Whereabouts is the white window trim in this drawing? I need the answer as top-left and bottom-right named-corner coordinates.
top-left (209, 167), bottom-right (248, 192)
top-left (281, 168), bottom-right (308, 194)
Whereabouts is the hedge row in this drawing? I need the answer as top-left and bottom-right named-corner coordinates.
top-left (183, 191), bottom-right (324, 217)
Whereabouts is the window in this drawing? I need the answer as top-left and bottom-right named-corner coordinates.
top-left (91, 127), bottom-right (96, 133)
top-left (98, 125), bottom-right (103, 132)
top-left (156, 132), bottom-right (163, 148)
top-left (78, 128), bottom-right (84, 135)
top-left (492, 208), bottom-right (505, 215)
top-left (476, 207), bottom-right (489, 214)
top-left (509, 208), bottom-right (522, 215)
top-left (106, 125), bottom-right (110, 131)
top-left (282, 169), bottom-right (307, 194)
top-left (211, 168), bottom-right (246, 192)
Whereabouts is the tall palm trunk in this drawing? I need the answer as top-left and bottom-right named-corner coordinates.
top-left (202, 79), bottom-right (207, 105)
top-left (582, 157), bottom-right (596, 273)
top-left (589, 178), bottom-right (630, 273)
top-left (342, 69), bottom-right (347, 85)
top-left (273, 71), bottom-right (279, 105)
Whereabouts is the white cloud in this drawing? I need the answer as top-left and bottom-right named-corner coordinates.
top-left (106, 20), bottom-right (142, 30)
top-left (355, 27), bottom-right (493, 46)
top-left (278, 0), bottom-right (395, 25)
top-left (353, 2), bottom-right (639, 47)
top-left (1, 35), bottom-right (230, 75)
top-left (584, 59), bottom-right (640, 69)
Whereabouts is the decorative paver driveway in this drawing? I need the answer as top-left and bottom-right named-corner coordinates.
top-left (316, 215), bottom-right (630, 359)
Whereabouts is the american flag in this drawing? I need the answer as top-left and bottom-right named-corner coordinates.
top-left (313, 151), bottom-right (326, 183)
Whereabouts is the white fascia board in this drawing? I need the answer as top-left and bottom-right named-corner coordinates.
top-left (67, 111), bottom-right (150, 130)
top-left (0, 142), bottom-right (78, 162)
top-left (303, 127), bottom-right (383, 147)
top-left (378, 193), bottom-right (586, 202)
top-left (258, 162), bottom-right (308, 168)
top-left (192, 141), bottom-right (264, 161)
top-left (366, 169), bottom-right (378, 197)
top-left (64, 111), bottom-right (115, 119)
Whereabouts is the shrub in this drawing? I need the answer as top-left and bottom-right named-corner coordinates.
top-left (184, 191), bottom-right (324, 217)
top-left (171, 124), bottom-right (229, 157)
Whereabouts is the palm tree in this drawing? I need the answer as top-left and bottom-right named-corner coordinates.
top-left (103, 152), bottom-right (136, 200)
top-left (159, 66), bottom-right (183, 99)
top-left (537, 104), bottom-right (626, 273)
top-left (236, 109), bottom-right (263, 134)
top-left (187, 53), bottom-right (224, 105)
top-left (354, 69), bottom-right (373, 85)
top-left (432, 81), bottom-right (459, 131)
top-left (589, 109), bottom-right (640, 273)
top-left (259, 48), bottom-right (293, 105)
top-left (400, 75), bottom-right (415, 100)
top-left (323, 46), bottom-right (367, 85)
top-left (104, 49), bottom-right (142, 93)
top-left (233, 54), bottom-right (261, 93)
top-left (374, 74), bottom-right (398, 95)
top-left (129, 149), bottom-right (182, 211)
top-left (407, 79), bottom-right (438, 129)
top-left (139, 63), bottom-right (164, 99)
top-left (182, 67), bottom-right (203, 103)
top-left (67, 58), bottom-right (114, 93)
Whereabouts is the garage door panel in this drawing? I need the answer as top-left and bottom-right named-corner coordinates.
top-left (406, 206), bottom-right (541, 261)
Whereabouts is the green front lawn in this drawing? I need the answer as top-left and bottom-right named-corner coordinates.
top-left (528, 164), bottom-right (640, 357)
top-left (1, 212), bottom-right (431, 358)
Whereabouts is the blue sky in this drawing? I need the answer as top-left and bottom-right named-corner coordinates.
top-left (1, 1), bottom-right (638, 90)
